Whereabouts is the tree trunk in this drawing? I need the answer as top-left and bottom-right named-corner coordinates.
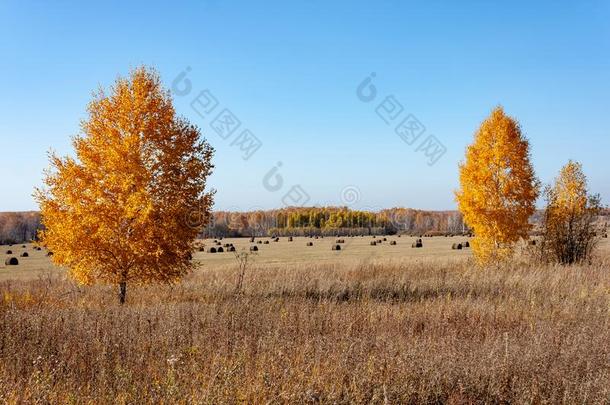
top-left (118, 281), bottom-right (127, 305)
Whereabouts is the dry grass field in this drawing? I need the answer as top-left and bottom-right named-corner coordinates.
top-left (0, 237), bottom-right (609, 403)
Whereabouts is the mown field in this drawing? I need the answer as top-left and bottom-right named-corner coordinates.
top-left (0, 237), bottom-right (609, 403)
top-left (0, 236), bottom-right (476, 280)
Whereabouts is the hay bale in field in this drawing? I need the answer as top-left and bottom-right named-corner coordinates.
top-left (383, 237), bottom-right (387, 241)
top-left (5, 250), bottom-right (12, 254)
top-left (250, 237), bottom-right (255, 242)
top-left (314, 236), bottom-right (319, 239)
top-left (20, 252), bottom-right (29, 257)
top-left (332, 244), bottom-right (341, 251)
top-left (274, 237), bottom-right (279, 242)
top-left (288, 236), bottom-right (293, 242)
top-left (390, 241), bottom-right (397, 245)
top-left (5, 257), bottom-right (18, 266)
top-left (223, 243), bottom-right (233, 248)
top-left (46, 252), bottom-right (53, 257)
top-left (528, 240), bottom-right (537, 246)
top-left (250, 245), bottom-right (258, 252)
top-left (412, 239), bottom-right (423, 248)
top-left (370, 241), bottom-right (377, 246)
top-left (462, 241), bottom-right (470, 248)
top-left (257, 240), bottom-right (262, 244)
top-left (227, 246), bottom-right (236, 252)
top-left (452, 243), bottom-right (462, 250)
top-left (335, 239), bottom-right (345, 244)
top-left (21, 245), bottom-right (26, 248)
top-left (206, 247), bottom-right (217, 253)
top-left (603, 234), bottom-right (608, 238)
top-left (217, 247), bottom-right (224, 253)
top-left (215, 242), bottom-right (222, 246)
top-left (198, 246), bottom-right (205, 252)
top-left (264, 241), bottom-right (270, 244)
top-left (306, 242), bottom-right (313, 246)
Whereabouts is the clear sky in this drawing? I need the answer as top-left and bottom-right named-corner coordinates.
top-left (1, 1), bottom-right (608, 212)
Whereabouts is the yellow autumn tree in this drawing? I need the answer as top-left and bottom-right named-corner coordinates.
top-left (540, 161), bottom-right (601, 264)
top-left (36, 67), bottom-right (214, 303)
top-left (455, 106), bottom-right (539, 264)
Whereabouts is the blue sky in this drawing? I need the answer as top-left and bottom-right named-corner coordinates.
top-left (1, 1), bottom-right (608, 211)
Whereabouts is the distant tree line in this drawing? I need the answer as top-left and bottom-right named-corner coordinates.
top-left (1, 207), bottom-right (607, 243)
top-left (202, 207), bottom-right (467, 238)
top-left (0, 212), bottom-right (41, 244)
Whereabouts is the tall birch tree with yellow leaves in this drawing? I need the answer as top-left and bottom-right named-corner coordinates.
top-left (36, 67), bottom-right (214, 303)
top-left (456, 107), bottom-right (539, 264)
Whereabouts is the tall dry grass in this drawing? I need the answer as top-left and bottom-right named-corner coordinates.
top-left (0, 258), bottom-right (608, 404)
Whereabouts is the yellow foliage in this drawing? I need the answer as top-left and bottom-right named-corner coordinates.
top-left (455, 107), bottom-right (539, 265)
top-left (36, 67), bottom-right (214, 292)
top-left (548, 160), bottom-right (588, 218)
top-left (541, 160), bottom-right (601, 264)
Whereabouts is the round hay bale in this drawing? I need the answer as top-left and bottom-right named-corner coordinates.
top-left (288, 236), bottom-right (293, 242)
top-left (370, 241), bottom-right (377, 246)
top-left (412, 241), bottom-right (423, 248)
top-left (382, 237), bottom-right (387, 241)
top-left (264, 241), bottom-right (270, 244)
top-left (250, 237), bottom-right (255, 242)
top-left (5, 257), bottom-right (18, 266)
top-left (250, 245), bottom-right (258, 252)
top-left (215, 242), bottom-right (222, 246)
top-left (331, 244), bottom-right (341, 251)
top-left (335, 239), bottom-right (345, 244)
top-left (5, 250), bottom-right (12, 255)
top-left (198, 246), bottom-right (205, 252)
top-left (463, 241), bottom-right (470, 248)
top-left (227, 246), bottom-right (236, 252)
top-left (314, 236), bottom-right (319, 239)
top-left (452, 243), bottom-right (462, 250)
top-left (528, 240), bottom-right (537, 246)
top-left (46, 252), bottom-right (54, 257)
top-left (390, 241), bottom-right (397, 245)
top-left (274, 238), bottom-right (279, 242)
top-left (20, 252), bottom-right (29, 257)
top-left (21, 245), bottom-right (26, 248)
top-left (217, 247), bottom-right (224, 253)
top-left (207, 247), bottom-right (217, 253)
top-left (223, 243), bottom-right (233, 248)
top-left (306, 242), bottom-right (313, 246)
top-left (257, 240), bottom-right (263, 244)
